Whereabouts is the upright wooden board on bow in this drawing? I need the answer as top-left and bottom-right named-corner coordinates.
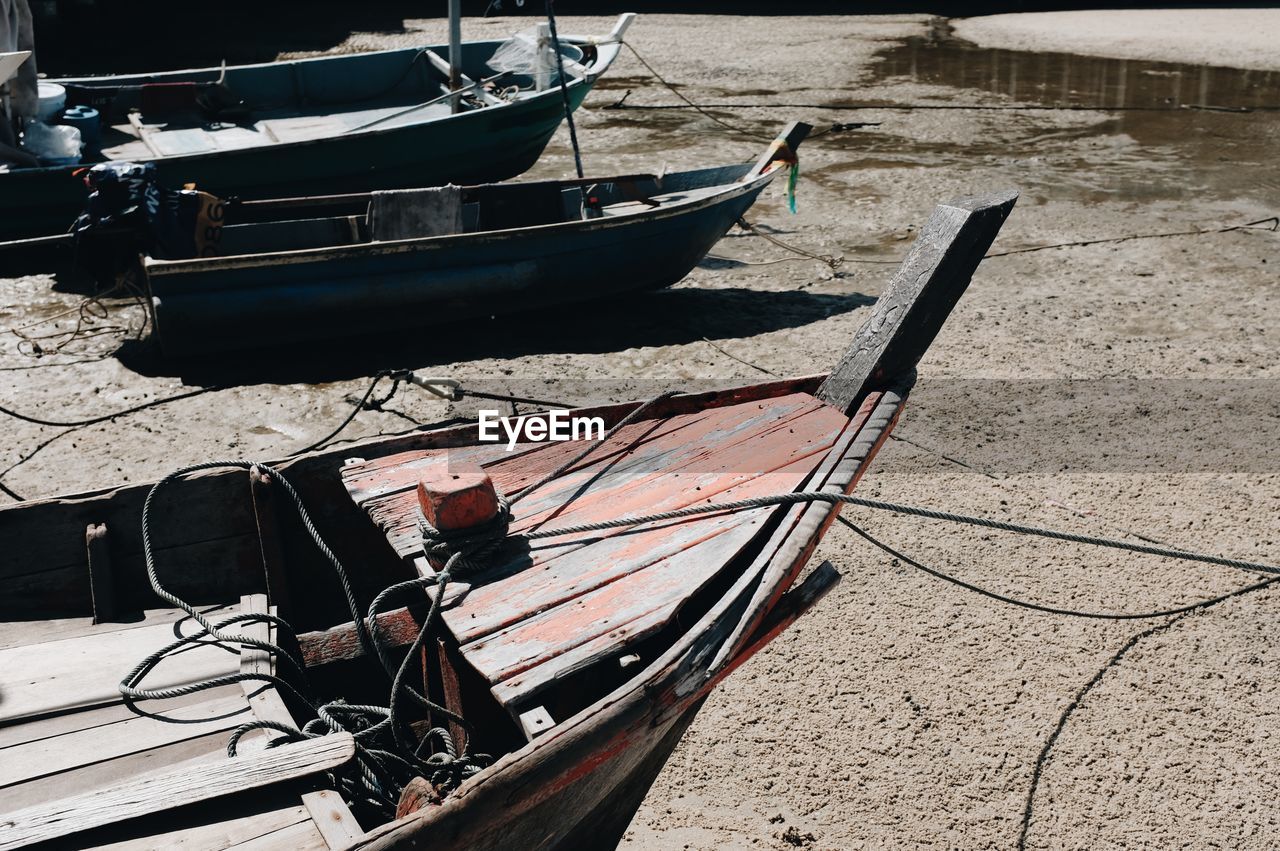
top-left (816, 190), bottom-right (1019, 413)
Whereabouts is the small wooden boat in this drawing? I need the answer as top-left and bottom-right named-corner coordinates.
top-left (71, 124), bottom-right (812, 357)
top-left (0, 15), bottom-right (633, 241)
top-left (0, 189), bottom-right (1016, 850)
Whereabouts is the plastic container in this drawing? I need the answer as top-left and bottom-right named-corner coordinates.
top-left (22, 121), bottom-right (82, 166)
top-left (36, 82), bottom-right (66, 123)
top-left (61, 105), bottom-right (101, 156)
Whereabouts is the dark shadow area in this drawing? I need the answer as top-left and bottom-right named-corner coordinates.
top-left (34, 0), bottom-right (416, 75)
top-left (34, 1), bottom-right (1278, 75)
top-left (0, 237), bottom-right (75, 280)
top-left (115, 286), bottom-right (873, 386)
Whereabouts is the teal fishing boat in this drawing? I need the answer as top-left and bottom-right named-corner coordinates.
top-left (0, 15), bottom-right (633, 241)
top-left (65, 124), bottom-right (812, 358)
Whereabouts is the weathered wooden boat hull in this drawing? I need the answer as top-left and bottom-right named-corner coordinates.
top-left (0, 36), bottom-right (616, 241)
top-left (145, 169), bottom-right (769, 356)
top-left (0, 190), bottom-right (1018, 850)
top-left (0, 375), bottom-right (882, 850)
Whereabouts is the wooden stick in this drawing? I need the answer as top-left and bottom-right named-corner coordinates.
top-left (746, 121), bottom-right (812, 180)
top-left (298, 604), bottom-right (430, 667)
top-left (344, 70), bottom-right (509, 134)
top-left (85, 522), bottom-right (117, 624)
top-left (816, 189), bottom-right (1019, 414)
top-left (0, 733), bottom-right (356, 849)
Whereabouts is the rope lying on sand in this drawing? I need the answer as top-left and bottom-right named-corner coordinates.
top-left (0, 385), bottom-right (222, 428)
top-left (841, 518), bottom-right (1279, 620)
top-left (118, 379), bottom-right (1278, 820)
top-left (0, 374), bottom-right (574, 501)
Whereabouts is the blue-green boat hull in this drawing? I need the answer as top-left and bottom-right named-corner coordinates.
top-left (145, 166), bottom-right (772, 356)
top-left (0, 40), bottom-right (605, 240)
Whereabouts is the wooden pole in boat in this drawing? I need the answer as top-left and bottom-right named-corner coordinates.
top-left (815, 189), bottom-right (1019, 414)
top-left (448, 0), bottom-right (463, 114)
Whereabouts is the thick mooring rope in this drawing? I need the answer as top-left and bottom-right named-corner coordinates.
top-left (505, 491), bottom-right (1280, 578)
top-left (123, 407), bottom-right (1277, 817)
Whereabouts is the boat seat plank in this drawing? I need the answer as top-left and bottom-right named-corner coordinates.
top-left (78, 800), bottom-right (316, 851)
top-left (238, 594), bottom-right (297, 742)
top-left (0, 693), bottom-right (253, 790)
top-left (301, 789), bottom-right (363, 849)
top-left (225, 819), bottom-right (330, 851)
top-left (0, 605), bottom-right (230, 653)
top-left (0, 733), bottom-right (355, 850)
top-left (0, 729), bottom-right (236, 814)
top-left (0, 683), bottom-right (246, 752)
top-left (0, 603), bottom-right (241, 723)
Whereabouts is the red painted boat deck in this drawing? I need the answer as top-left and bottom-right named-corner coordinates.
top-left (341, 392), bottom-right (849, 711)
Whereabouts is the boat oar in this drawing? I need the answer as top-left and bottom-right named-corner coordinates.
top-left (345, 71), bottom-right (513, 134)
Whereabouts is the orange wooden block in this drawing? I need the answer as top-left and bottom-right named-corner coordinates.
top-left (417, 462), bottom-right (499, 533)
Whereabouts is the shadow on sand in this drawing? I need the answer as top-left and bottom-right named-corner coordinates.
top-left (116, 286), bottom-right (873, 387)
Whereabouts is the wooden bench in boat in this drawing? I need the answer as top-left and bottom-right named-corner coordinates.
top-left (0, 595), bottom-right (362, 850)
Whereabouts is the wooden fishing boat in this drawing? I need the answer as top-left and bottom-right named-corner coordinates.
top-left (0, 189), bottom-right (1016, 850)
top-left (0, 15), bottom-right (633, 241)
top-left (140, 123), bottom-right (810, 356)
top-left (15, 124), bottom-right (811, 356)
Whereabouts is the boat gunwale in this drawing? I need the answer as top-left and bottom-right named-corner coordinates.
top-left (140, 163), bottom-right (773, 275)
top-left (48, 33), bottom-right (598, 86)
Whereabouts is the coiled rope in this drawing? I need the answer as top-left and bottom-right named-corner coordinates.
top-left (121, 460), bottom-right (492, 819)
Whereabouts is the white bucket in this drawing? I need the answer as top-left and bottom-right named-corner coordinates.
top-left (36, 82), bottom-right (66, 123)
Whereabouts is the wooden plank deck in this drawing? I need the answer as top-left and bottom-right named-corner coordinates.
top-left (0, 733), bottom-right (355, 849)
top-left (0, 598), bottom-right (364, 849)
top-left (341, 392), bottom-right (850, 712)
top-left (0, 603), bottom-right (242, 724)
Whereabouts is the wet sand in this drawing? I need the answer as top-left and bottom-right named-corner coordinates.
top-left (3, 12), bottom-right (1278, 850)
top-left (954, 10), bottom-right (1280, 72)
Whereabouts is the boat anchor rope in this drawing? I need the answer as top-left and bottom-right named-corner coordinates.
top-left (120, 392), bottom-right (1276, 818)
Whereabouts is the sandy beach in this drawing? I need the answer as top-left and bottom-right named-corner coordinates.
top-left (2, 8), bottom-right (1278, 849)
top-left (954, 9), bottom-right (1280, 71)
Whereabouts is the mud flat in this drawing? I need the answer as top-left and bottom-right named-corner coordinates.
top-left (2, 11), bottom-right (1278, 851)
top-left (954, 9), bottom-right (1280, 71)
